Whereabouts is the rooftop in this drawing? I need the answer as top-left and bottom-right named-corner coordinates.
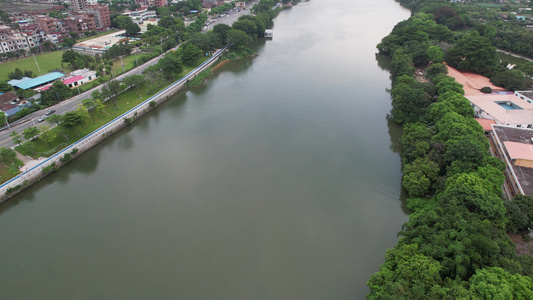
top-left (63, 75), bottom-right (84, 85)
top-left (467, 93), bottom-right (533, 125)
top-left (13, 72), bottom-right (65, 90)
top-left (504, 141), bottom-right (533, 161)
top-left (446, 65), bottom-right (506, 96)
top-left (493, 125), bottom-right (533, 196)
top-left (476, 118), bottom-right (497, 131)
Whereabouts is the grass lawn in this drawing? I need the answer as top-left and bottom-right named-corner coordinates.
top-left (0, 51), bottom-right (71, 82)
top-left (110, 53), bottom-right (148, 75)
top-left (498, 52), bottom-right (531, 65)
top-left (15, 57), bottom-right (208, 159)
top-left (0, 160), bottom-right (23, 184)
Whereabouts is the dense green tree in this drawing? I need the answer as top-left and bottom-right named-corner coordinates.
top-left (180, 44), bottom-right (202, 65)
top-left (7, 68), bottom-right (24, 80)
top-left (403, 157), bottom-right (439, 197)
top-left (101, 80), bottom-right (122, 109)
top-left (490, 69), bottom-right (532, 91)
top-left (10, 131), bottom-right (22, 146)
top-left (232, 19), bottom-right (258, 37)
top-left (22, 126), bottom-right (39, 141)
top-left (114, 15), bottom-right (141, 36)
top-left (469, 267), bottom-right (533, 299)
top-left (122, 74), bottom-right (145, 98)
top-left (0, 81), bottom-right (12, 92)
top-left (390, 76), bottom-right (431, 124)
top-left (445, 31), bottom-right (498, 75)
top-left (427, 46), bottom-right (444, 64)
top-left (0, 147), bottom-right (17, 166)
top-left (367, 244), bottom-right (444, 299)
top-left (60, 110), bottom-right (88, 138)
top-left (38, 125), bottom-right (57, 147)
top-left (227, 29), bottom-right (252, 48)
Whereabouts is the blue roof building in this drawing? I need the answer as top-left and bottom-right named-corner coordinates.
top-left (12, 72), bottom-right (65, 90)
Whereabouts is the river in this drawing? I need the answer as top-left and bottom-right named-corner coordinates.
top-left (0, 1), bottom-right (410, 298)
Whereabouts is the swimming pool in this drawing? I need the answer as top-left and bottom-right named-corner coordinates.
top-left (496, 101), bottom-right (523, 110)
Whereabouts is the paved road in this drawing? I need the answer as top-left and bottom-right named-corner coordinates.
top-left (0, 50), bottom-right (164, 149)
top-left (0, 1), bottom-right (268, 149)
top-left (204, 1), bottom-right (259, 31)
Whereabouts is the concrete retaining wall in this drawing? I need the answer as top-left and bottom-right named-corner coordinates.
top-left (0, 45), bottom-right (229, 203)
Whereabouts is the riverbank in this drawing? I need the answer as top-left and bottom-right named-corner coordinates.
top-left (367, 1), bottom-right (533, 298)
top-left (0, 46), bottom-right (229, 203)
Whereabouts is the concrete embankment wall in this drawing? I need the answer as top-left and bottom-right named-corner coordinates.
top-left (0, 45), bottom-right (229, 203)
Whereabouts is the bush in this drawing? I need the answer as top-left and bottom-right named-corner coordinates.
top-left (60, 153), bottom-right (72, 163)
top-left (480, 87), bottom-right (492, 94)
top-left (42, 162), bottom-right (58, 174)
top-left (6, 184), bottom-right (21, 194)
top-left (70, 148), bottom-right (78, 155)
top-left (149, 101), bottom-right (157, 108)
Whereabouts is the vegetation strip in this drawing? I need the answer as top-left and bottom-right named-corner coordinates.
top-left (0, 46), bottom-right (228, 202)
top-left (367, 0), bottom-right (533, 298)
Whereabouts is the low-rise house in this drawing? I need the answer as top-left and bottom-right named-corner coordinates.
top-left (0, 92), bottom-right (20, 116)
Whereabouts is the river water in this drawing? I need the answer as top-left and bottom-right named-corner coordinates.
top-left (0, 1), bottom-right (410, 298)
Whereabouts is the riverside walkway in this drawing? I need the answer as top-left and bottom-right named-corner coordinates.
top-left (0, 44), bottom-right (230, 202)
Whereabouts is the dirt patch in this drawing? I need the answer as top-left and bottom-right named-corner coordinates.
top-left (509, 233), bottom-right (533, 256)
top-left (414, 69), bottom-right (429, 83)
top-left (212, 59), bottom-right (230, 72)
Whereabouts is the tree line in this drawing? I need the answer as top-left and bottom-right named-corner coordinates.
top-left (367, 10), bottom-right (533, 299)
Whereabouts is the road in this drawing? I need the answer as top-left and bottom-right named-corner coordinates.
top-left (0, 50), bottom-right (163, 149)
top-left (0, 1), bottom-right (268, 149)
top-left (203, 1), bottom-right (259, 31)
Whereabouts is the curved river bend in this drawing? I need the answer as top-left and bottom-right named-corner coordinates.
top-left (0, 1), bottom-right (410, 298)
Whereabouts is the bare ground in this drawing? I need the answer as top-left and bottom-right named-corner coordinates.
top-left (509, 233), bottom-right (533, 256)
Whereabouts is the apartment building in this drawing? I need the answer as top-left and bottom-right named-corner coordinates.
top-left (64, 15), bottom-right (96, 35)
top-left (71, 0), bottom-right (88, 12)
top-left (35, 16), bottom-right (58, 34)
top-left (86, 4), bottom-right (111, 30)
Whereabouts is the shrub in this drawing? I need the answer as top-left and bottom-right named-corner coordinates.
top-left (70, 148), bottom-right (78, 155)
top-left (480, 87), bottom-right (492, 93)
top-left (60, 153), bottom-right (72, 163)
top-left (6, 185), bottom-right (21, 194)
top-left (149, 101), bottom-right (157, 108)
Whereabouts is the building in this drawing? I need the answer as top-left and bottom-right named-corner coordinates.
top-left (0, 32), bottom-right (36, 54)
top-left (64, 15), bottom-right (96, 35)
top-left (0, 92), bottom-right (20, 117)
top-left (155, 0), bottom-right (168, 7)
top-left (86, 4), bottom-right (111, 31)
top-left (35, 16), bottom-right (58, 34)
top-left (123, 8), bottom-right (157, 23)
top-left (492, 125), bottom-right (533, 197)
top-left (36, 69), bottom-right (98, 92)
top-left (447, 65), bottom-right (533, 128)
top-left (10, 72), bottom-right (65, 90)
top-left (515, 91), bottom-right (533, 104)
top-left (71, 0), bottom-right (88, 12)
